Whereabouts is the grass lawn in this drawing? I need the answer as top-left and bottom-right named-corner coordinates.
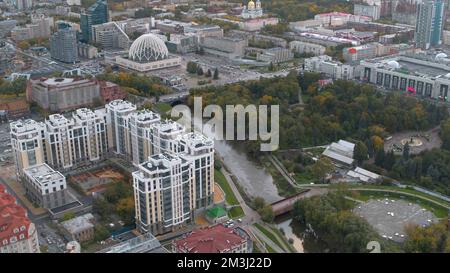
top-left (270, 226), bottom-right (297, 253)
top-left (254, 223), bottom-right (285, 251)
top-left (153, 102), bottom-right (172, 114)
top-left (294, 170), bottom-right (317, 185)
top-left (348, 185), bottom-right (450, 208)
top-left (228, 206), bottom-right (245, 218)
top-left (350, 190), bottom-right (449, 218)
top-left (215, 169), bottom-right (239, 206)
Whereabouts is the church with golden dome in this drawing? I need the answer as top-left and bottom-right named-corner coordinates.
top-left (241, 0), bottom-right (264, 19)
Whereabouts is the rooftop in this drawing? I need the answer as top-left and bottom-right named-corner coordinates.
top-left (173, 225), bottom-right (247, 253)
top-left (23, 164), bottom-right (65, 186)
top-left (61, 213), bottom-right (95, 234)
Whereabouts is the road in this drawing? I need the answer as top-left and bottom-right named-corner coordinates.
top-left (220, 168), bottom-right (260, 225)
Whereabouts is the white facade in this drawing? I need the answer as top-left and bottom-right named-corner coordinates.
top-left (133, 153), bottom-right (194, 235)
top-left (10, 119), bottom-right (46, 176)
top-left (105, 100), bottom-right (137, 155)
top-left (289, 41), bottom-right (326, 56)
top-left (304, 55), bottom-right (355, 80)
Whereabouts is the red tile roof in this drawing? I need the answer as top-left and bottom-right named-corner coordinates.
top-left (173, 225), bottom-right (247, 253)
top-left (0, 192), bottom-right (32, 245)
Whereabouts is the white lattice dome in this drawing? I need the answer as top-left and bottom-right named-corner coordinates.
top-left (128, 34), bottom-right (169, 62)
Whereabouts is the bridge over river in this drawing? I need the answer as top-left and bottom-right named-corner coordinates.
top-left (271, 188), bottom-right (328, 217)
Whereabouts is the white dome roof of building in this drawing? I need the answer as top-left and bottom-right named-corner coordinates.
top-left (387, 60), bottom-right (400, 69)
top-left (435, 53), bottom-right (447, 60)
top-left (128, 33), bottom-right (169, 62)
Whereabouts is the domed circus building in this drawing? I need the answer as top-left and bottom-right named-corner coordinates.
top-left (115, 33), bottom-right (181, 72)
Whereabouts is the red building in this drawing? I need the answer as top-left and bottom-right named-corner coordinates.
top-left (172, 225), bottom-right (251, 253)
top-left (99, 81), bottom-right (127, 103)
top-left (0, 99), bottom-right (30, 119)
top-left (0, 187), bottom-right (40, 253)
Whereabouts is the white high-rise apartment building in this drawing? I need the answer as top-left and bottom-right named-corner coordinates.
top-left (133, 153), bottom-right (194, 235)
top-left (105, 100), bottom-right (137, 155)
top-left (150, 119), bottom-right (185, 155)
top-left (10, 119), bottom-right (46, 176)
top-left (44, 109), bottom-right (108, 170)
top-left (177, 133), bottom-right (214, 209)
top-left (11, 100), bottom-right (215, 236)
top-left (128, 109), bottom-right (161, 166)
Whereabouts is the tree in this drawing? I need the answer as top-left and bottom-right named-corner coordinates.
top-left (213, 68), bottom-right (219, 80)
top-left (259, 205), bottom-right (274, 223)
top-left (374, 149), bottom-right (385, 167)
top-left (253, 197), bottom-right (266, 210)
top-left (206, 69), bottom-right (212, 77)
top-left (309, 157), bottom-right (334, 182)
top-left (61, 212), bottom-right (75, 222)
top-left (384, 150), bottom-right (396, 171)
top-left (117, 197), bottom-right (135, 226)
top-left (18, 40), bottom-right (30, 50)
top-left (353, 141), bottom-right (368, 165)
top-left (403, 143), bottom-right (410, 161)
top-left (94, 224), bottom-right (111, 242)
top-left (268, 62), bottom-right (275, 71)
top-left (186, 61), bottom-right (198, 74)
top-left (197, 66), bottom-right (204, 76)
top-left (403, 221), bottom-right (449, 253)
top-left (441, 118), bottom-right (450, 150)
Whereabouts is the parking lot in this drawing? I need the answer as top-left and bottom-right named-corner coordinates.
top-left (354, 199), bottom-right (438, 243)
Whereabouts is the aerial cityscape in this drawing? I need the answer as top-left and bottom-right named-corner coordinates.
top-left (0, 0), bottom-right (450, 258)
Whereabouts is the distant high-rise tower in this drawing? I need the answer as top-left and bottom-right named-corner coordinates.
top-left (415, 0), bottom-right (445, 49)
top-left (50, 25), bottom-right (79, 63)
top-left (14, 0), bottom-right (33, 10)
top-left (80, 0), bottom-right (108, 42)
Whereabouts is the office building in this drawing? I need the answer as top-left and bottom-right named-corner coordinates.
top-left (26, 77), bottom-right (101, 112)
top-left (11, 15), bottom-right (53, 41)
top-left (91, 22), bottom-right (131, 50)
top-left (256, 47), bottom-right (294, 64)
top-left (304, 55), bottom-right (355, 80)
top-left (415, 0), bottom-right (445, 49)
top-left (200, 36), bottom-right (248, 59)
top-left (50, 27), bottom-right (79, 64)
top-left (14, 0), bottom-right (33, 10)
top-left (22, 163), bottom-right (68, 209)
top-left (80, 0), bottom-right (109, 42)
top-left (0, 186), bottom-right (40, 253)
top-left (289, 41), bottom-right (326, 56)
top-left (359, 52), bottom-right (450, 101)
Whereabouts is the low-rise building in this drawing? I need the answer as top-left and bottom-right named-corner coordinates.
top-left (22, 163), bottom-right (68, 209)
top-left (322, 140), bottom-right (355, 166)
top-left (0, 189), bottom-right (40, 253)
top-left (61, 213), bottom-right (95, 242)
top-left (26, 77), bottom-right (101, 112)
top-left (172, 225), bottom-right (252, 253)
top-left (256, 47), bottom-right (294, 64)
top-left (200, 36), bottom-right (248, 59)
top-left (304, 55), bottom-right (354, 80)
top-left (289, 41), bottom-right (326, 56)
top-left (0, 99), bottom-right (30, 119)
top-left (99, 81), bottom-right (126, 103)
